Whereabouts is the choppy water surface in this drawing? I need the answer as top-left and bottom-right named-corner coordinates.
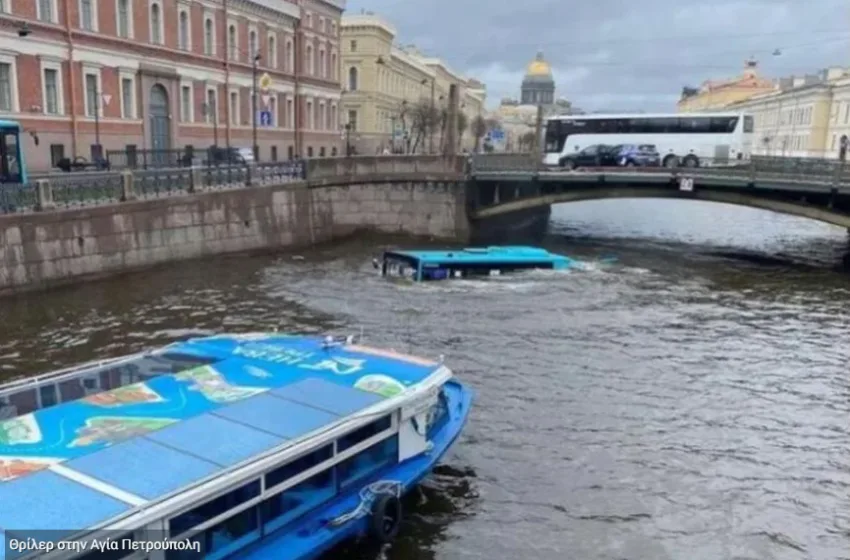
top-left (2, 200), bottom-right (850, 560)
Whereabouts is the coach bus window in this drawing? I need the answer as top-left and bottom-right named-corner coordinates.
top-left (710, 117), bottom-right (738, 133)
top-left (743, 116), bottom-right (754, 133)
top-left (544, 120), bottom-right (561, 151)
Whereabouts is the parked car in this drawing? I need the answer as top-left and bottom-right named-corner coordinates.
top-left (558, 144), bottom-right (619, 169)
top-left (612, 144), bottom-right (660, 167)
top-left (205, 146), bottom-right (255, 166)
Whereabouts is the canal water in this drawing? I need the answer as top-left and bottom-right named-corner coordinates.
top-left (2, 200), bottom-right (850, 560)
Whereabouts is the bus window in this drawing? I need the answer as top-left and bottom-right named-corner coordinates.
top-left (544, 120), bottom-right (562, 152)
top-left (0, 127), bottom-right (21, 183)
top-left (710, 117), bottom-right (738, 133)
top-left (743, 116), bottom-right (754, 133)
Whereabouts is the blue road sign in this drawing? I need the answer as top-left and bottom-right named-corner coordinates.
top-left (259, 111), bottom-right (272, 126)
top-left (490, 128), bottom-right (505, 141)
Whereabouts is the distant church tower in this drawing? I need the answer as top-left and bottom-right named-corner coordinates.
top-left (521, 51), bottom-right (555, 105)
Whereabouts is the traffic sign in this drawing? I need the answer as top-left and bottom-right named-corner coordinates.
top-left (101, 94), bottom-right (112, 106)
top-left (261, 94), bottom-right (272, 107)
top-left (259, 111), bottom-right (272, 126)
top-left (259, 73), bottom-right (272, 91)
top-left (490, 128), bottom-right (504, 141)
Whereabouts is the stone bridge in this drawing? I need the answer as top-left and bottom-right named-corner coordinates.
top-left (467, 153), bottom-right (850, 229)
top-left (3, 153), bottom-right (849, 295)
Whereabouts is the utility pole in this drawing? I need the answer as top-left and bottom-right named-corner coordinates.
top-left (429, 79), bottom-right (435, 154)
top-left (252, 53), bottom-right (260, 161)
top-left (93, 85), bottom-right (101, 159)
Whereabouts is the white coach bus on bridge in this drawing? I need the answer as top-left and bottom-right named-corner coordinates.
top-left (542, 112), bottom-right (755, 168)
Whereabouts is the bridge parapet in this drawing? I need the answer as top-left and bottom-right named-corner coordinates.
top-left (469, 153), bottom-right (850, 184)
top-left (307, 155), bottom-right (464, 181)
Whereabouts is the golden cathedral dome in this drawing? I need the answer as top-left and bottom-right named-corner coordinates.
top-left (525, 51), bottom-right (552, 78)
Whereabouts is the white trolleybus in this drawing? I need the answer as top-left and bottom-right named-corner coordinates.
top-left (543, 112), bottom-right (754, 168)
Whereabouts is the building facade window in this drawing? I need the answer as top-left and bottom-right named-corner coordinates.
top-left (0, 61), bottom-right (12, 112)
top-left (180, 84), bottom-right (192, 122)
top-left (269, 96), bottom-right (277, 127)
top-left (348, 109), bottom-right (357, 131)
top-left (178, 9), bottom-right (190, 50)
top-left (37, 0), bottom-right (57, 23)
top-left (0, 1), bottom-right (7, 13)
top-left (80, 0), bottom-right (97, 31)
top-left (319, 49), bottom-right (325, 78)
top-left (229, 91), bottom-right (239, 125)
top-left (348, 67), bottom-right (357, 91)
top-left (249, 29), bottom-right (258, 58)
top-left (203, 17), bottom-right (215, 55)
top-left (285, 40), bottom-right (293, 73)
top-left (318, 102), bottom-right (324, 130)
top-left (206, 88), bottom-right (217, 123)
top-left (306, 46), bottom-right (313, 75)
top-left (120, 76), bottom-right (135, 118)
top-left (267, 34), bottom-right (277, 68)
top-left (150, 1), bottom-right (163, 44)
top-left (349, 40), bottom-right (356, 52)
top-left (306, 101), bottom-right (313, 129)
top-left (228, 23), bottom-right (238, 60)
top-left (116, 0), bottom-right (132, 38)
top-left (330, 52), bottom-right (336, 80)
top-left (43, 69), bottom-right (59, 114)
top-left (84, 71), bottom-right (101, 117)
top-left (286, 98), bottom-right (293, 128)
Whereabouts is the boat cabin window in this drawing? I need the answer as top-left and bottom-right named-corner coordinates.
top-left (169, 479), bottom-right (261, 537)
top-left (337, 414), bottom-right (392, 452)
top-left (337, 435), bottom-right (399, 491)
top-left (261, 469), bottom-right (336, 534)
top-left (162, 417), bottom-right (401, 557)
top-left (0, 352), bottom-right (223, 417)
top-left (264, 443), bottom-right (333, 490)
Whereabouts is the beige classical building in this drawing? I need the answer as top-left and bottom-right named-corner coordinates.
top-left (728, 68), bottom-right (850, 158)
top-left (339, 13), bottom-right (486, 154)
top-left (678, 60), bottom-right (776, 113)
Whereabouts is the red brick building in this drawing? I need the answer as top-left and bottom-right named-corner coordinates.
top-left (0, 0), bottom-right (344, 171)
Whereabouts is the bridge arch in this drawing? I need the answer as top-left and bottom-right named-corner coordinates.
top-left (471, 187), bottom-right (850, 229)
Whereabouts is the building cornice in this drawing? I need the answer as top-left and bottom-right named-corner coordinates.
top-left (232, 0), bottom-right (300, 23)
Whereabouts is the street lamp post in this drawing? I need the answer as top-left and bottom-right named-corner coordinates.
top-left (93, 85), bottom-right (101, 160)
top-left (252, 52), bottom-right (261, 161)
top-left (344, 123), bottom-right (352, 156)
top-left (421, 78), bottom-right (436, 154)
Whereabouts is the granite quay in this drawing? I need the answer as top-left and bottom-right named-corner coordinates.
top-left (0, 155), bottom-right (468, 296)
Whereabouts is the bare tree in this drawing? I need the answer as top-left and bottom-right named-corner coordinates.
top-left (408, 99), bottom-right (439, 154)
top-left (519, 130), bottom-right (537, 152)
top-left (471, 115), bottom-right (487, 153)
top-left (456, 112), bottom-right (469, 151)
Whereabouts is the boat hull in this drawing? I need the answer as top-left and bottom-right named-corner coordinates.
top-left (235, 379), bottom-right (474, 560)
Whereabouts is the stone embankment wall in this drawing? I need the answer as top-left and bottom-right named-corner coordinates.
top-left (0, 156), bottom-right (468, 296)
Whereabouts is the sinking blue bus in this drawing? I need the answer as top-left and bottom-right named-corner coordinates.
top-left (0, 119), bottom-right (26, 184)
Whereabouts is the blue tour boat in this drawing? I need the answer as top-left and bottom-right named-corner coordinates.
top-left (0, 333), bottom-right (473, 560)
top-left (376, 246), bottom-right (578, 281)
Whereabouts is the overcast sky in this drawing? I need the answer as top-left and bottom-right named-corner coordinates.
top-left (344, 0), bottom-right (850, 112)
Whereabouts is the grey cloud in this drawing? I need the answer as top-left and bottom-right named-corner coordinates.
top-left (345, 0), bottom-right (849, 111)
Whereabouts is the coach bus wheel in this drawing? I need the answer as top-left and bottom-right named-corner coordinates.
top-left (370, 494), bottom-right (403, 543)
top-left (682, 155), bottom-right (700, 168)
top-left (662, 155), bottom-right (679, 168)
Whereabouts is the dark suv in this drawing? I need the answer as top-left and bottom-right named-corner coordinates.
top-left (558, 144), bottom-right (619, 169)
top-left (612, 144), bottom-right (660, 167)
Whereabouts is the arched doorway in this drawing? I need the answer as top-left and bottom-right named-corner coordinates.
top-left (149, 84), bottom-right (171, 154)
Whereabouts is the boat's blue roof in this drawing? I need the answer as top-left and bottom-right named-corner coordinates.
top-left (386, 246), bottom-right (573, 264)
top-left (0, 334), bottom-right (442, 540)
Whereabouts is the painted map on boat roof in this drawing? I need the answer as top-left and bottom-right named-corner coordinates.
top-left (0, 334), bottom-right (442, 482)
